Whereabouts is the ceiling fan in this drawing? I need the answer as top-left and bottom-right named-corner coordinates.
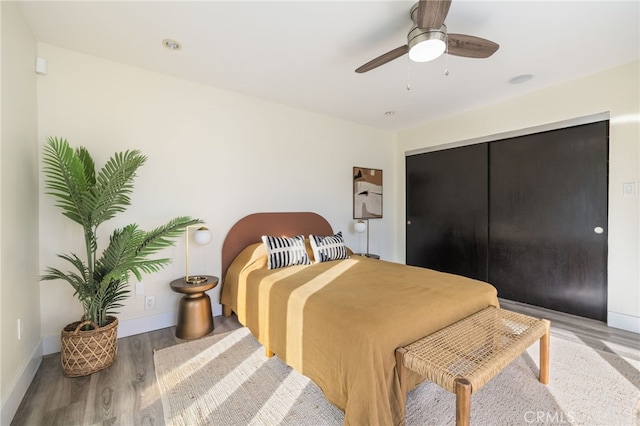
top-left (355, 0), bottom-right (499, 73)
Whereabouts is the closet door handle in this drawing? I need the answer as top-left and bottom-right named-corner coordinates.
top-left (594, 226), bottom-right (604, 234)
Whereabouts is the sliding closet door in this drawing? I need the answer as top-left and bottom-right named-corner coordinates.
top-left (489, 121), bottom-right (608, 321)
top-left (406, 144), bottom-right (488, 281)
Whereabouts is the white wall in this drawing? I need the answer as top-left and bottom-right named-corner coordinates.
top-left (36, 43), bottom-right (397, 353)
top-left (0, 2), bottom-right (41, 424)
top-left (396, 62), bottom-right (640, 333)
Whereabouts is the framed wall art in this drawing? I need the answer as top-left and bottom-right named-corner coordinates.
top-left (353, 167), bottom-right (382, 219)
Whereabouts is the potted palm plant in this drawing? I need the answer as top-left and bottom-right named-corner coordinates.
top-left (41, 136), bottom-right (202, 377)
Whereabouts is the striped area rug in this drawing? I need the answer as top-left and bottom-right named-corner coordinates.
top-left (154, 327), bottom-right (640, 426)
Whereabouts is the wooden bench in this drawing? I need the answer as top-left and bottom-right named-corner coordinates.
top-left (395, 306), bottom-right (550, 426)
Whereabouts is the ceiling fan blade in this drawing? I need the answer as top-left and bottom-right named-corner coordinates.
top-left (446, 34), bottom-right (499, 58)
top-left (355, 45), bottom-right (409, 73)
top-left (416, 0), bottom-right (452, 29)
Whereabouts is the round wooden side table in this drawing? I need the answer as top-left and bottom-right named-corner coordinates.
top-left (170, 275), bottom-right (219, 340)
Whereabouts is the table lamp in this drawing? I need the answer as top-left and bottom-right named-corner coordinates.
top-left (185, 225), bottom-right (212, 284)
top-left (354, 219), bottom-right (370, 257)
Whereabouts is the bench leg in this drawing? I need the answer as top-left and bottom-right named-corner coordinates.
top-left (395, 348), bottom-right (408, 396)
top-left (539, 319), bottom-right (551, 384)
top-left (222, 304), bottom-right (232, 317)
top-left (455, 378), bottom-right (472, 426)
top-left (395, 348), bottom-right (409, 420)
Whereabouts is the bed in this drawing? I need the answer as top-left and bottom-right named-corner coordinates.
top-left (220, 212), bottom-right (499, 425)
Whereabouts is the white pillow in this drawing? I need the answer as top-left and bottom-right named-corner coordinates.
top-left (261, 235), bottom-right (311, 269)
top-left (309, 231), bottom-right (349, 263)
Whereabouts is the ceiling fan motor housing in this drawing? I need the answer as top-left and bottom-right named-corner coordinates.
top-left (408, 24), bottom-right (447, 62)
top-left (408, 2), bottom-right (447, 62)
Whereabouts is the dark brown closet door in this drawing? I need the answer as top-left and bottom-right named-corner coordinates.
top-left (406, 144), bottom-right (488, 281)
top-left (489, 121), bottom-right (608, 321)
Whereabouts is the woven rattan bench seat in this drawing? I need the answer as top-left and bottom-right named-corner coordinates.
top-left (396, 306), bottom-right (550, 426)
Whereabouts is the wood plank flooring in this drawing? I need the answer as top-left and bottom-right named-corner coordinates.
top-left (11, 302), bottom-right (639, 425)
top-left (500, 299), bottom-right (640, 361)
top-left (11, 315), bottom-right (243, 426)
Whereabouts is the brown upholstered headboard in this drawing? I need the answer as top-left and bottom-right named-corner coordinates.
top-left (221, 212), bottom-right (334, 282)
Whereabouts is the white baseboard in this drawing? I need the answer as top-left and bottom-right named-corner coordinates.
top-left (42, 304), bottom-right (224, 355)
top-left (117, 310), bottom-right (178, 339)
top-left (43, 310), bottom-right (177, 355)
top-left (608, 310), bottom-right (640, 334)
top-left (1, 340), bottom-right (42, 425)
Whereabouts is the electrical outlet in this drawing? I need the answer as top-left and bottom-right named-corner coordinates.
top-left (144, 295), bottom-right (155, 310)
top-left (623, 182), bottom-right (635, 197)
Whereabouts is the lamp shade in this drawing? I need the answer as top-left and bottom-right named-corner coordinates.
top-left (354, 220), bottom-right (367, 233)
top-left (194, 227), bottom-right (212, 245)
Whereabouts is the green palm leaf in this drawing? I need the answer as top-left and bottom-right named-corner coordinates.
top-left (42, 137), bottom-right (92, 227)
top-left (89, 149), bottom-right (146, 228)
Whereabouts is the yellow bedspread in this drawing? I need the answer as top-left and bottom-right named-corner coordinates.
top-left (221, 243), bottom-right (499, 426)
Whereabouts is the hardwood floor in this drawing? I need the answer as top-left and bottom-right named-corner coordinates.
top-left (11, 302), bottom-right (639, 425)
top-left (500, 298), bottom-right (640, 362)
top-left (11, 315), bottom-right (243, 426)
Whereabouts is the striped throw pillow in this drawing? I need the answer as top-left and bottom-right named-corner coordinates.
top-left (309, 232), bottom-right (349, 263)
top-left (261, 235), bottom-right (311, 269)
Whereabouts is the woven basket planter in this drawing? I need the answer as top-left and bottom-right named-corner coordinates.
top-left (60, 316), bottom-right (118, 377)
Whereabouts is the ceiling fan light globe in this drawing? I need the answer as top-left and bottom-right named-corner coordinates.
top-left (408, 25), bottom-right (447, 63)
top-left (409, 39), bottom-right (446, 62)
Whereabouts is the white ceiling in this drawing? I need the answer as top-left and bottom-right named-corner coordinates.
top-left (19, 1), bottom-right (640, 131)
